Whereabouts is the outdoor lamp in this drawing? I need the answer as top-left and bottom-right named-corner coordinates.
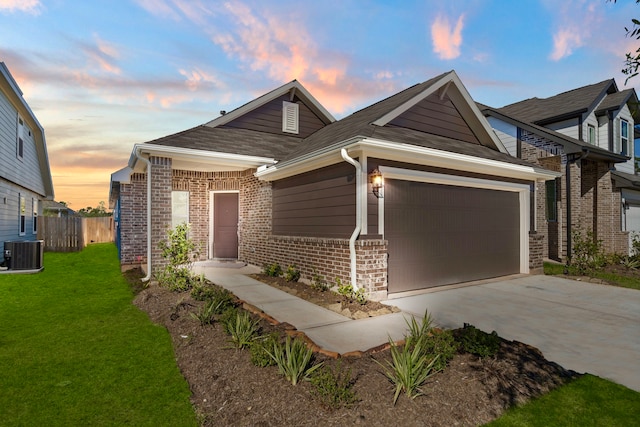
top-left (370, 169), bottom-right (383, 198)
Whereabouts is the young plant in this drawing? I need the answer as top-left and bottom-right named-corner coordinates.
top-left (376, 338), bottom-right (439, 405)
top-left (156, 222), bottom-right (200, 291)
top-left (263, 262), bottom-right (282, 277)
top-left (457, 324), bottom-right (501, 358)
top-left (249, 333), bottom-right (280, 367)
top-left (221, 310), bottom-right (260, 349)
top-left (267, 336), bottom-right (323, 385)
top-left (190, 299), bottom-right (219, 326)
top-left (310, 362), bottom-right (358, 408)
top-left (405, 309), bottom-right (434, 348)
top-left (336, 278), bottom-right (353, 298)
top-left (570, 229), bottom-right (607, 274)
top-left (284, 265), bottom-right (301, 282)
top-left (310, 269), bottom-right (329, 292)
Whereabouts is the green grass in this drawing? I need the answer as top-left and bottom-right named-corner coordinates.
top-left (487, 375), bottom-right (640, 426)
top-left (0, 244), bottom-right (197, 427)
top-left (544, 262), bottom-right (640, 290)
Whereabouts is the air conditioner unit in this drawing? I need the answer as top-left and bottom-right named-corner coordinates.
top-left (3, 240), bottom-right (44, 270)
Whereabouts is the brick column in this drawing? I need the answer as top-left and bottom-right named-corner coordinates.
top-left (150, 156), bottom-right (172, 271)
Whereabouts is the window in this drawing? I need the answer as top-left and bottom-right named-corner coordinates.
top-left (587, 124), bottom-right (596, 145)
top-left (545, 179), bottom-right (559, 222)
top-left (32, 199), bottom-right (38, 234)
top-left (19, 194), bottom-right (26, 235)
top-left (282, 101), bottom-right (299, 134)
top-left (621, 119), bottom-right (629, 156)
top-left (171, 191), bottom-right (189, 229)
top-left (17, 116), bottom-right (24, 159)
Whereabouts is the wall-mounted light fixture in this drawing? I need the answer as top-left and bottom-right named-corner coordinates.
top-left (370, 168), bottom-right (383, 198)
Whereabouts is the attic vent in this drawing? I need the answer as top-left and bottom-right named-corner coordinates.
top-left (282, 101), bottom-right (299, 134)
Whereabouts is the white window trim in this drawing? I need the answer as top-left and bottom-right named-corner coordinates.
top-left (17, 115), bottom-right (24, 160)
top-left (19, 194), bottom-right (26, 236)
top-left (171, 191), bottom-right (189, 229)
top-left (377, 166), bottom-right (530, 274)
top-left (620, 119), bottom-right (629, 156)
top-left (32, 198), bottom-right (38, 234)
top-left (587, 124), bottom-right (596, 145)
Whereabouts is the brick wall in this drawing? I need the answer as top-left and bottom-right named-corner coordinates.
top-left (150, 156), bottom-right (172, 270)
top-left (529, 232), bottom-right (544, 273)
top-left (119, 172), bottom-right (147, 269)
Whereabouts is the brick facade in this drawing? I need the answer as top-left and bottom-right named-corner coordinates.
top-left (119, 172), bottom-right (147, 269)
top-left (519, 130), bottom-right (628, 261)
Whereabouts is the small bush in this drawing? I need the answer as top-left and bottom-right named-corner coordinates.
top-left (311, 269), bottom-right (329, 292)
top-left (284, 265), bottom-right (301, 282)
top-left (267, 336), bottom-right (323, 385)
top-left (457, 324), bottom-right (501, 358)
top-left (310, 362), bottom-right (358, 408)
top-left (249, 333), bottom-right (280, 367)
top-left (220, 310), bottom-right (260, 349)
top-left (156, 223), bottom-right (200, 292)
top-left (263, 262), bottom-right (282, 277)
top-left (570, 229), bottom-right (607, 274)
top-left (422, 329), bottom-right (458, 371)
top-left (154, 266), bottom-right (194, 292)
top-left (190, 299), bottom-right (219, 326)
top-left (376, 339), bottom-right (439, 405)
top-left (336, 278), bottom-right (368, 305)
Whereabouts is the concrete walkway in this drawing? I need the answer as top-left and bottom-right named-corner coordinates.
top-left (193, 263), bottom-right (411, 354)
top-left (194, 263), bottom-right (640, 392)
top-left (388, 275), bottom-right (640, 392)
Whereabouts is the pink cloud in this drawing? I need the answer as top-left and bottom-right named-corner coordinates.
top-left (549, 29), bottom-right (583, 61)
top-left (431, 14), bottom-right (465, 60)
top-left (547, 0), bottom-right (600, 61)
top-left (0, 0), bottom-right (42, 14)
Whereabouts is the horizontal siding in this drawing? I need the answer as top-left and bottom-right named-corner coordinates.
top-left (222, 94), bottom-right (326, 138)
top-left (272, 163), bottom-right (355, 238)
top-left (0, 88), bottom-right (45, 195)
top-left (487, 117), bottom-right (518, 157)
top-left (0, 179), bottom-right (40, 243)
top-left (389, 93), bottom-right (479, 144)
top-left (546, 118), bottom-right (579, 139)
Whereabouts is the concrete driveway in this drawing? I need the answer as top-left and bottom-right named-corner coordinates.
top-left (386, 275), bottom-right (640, 392)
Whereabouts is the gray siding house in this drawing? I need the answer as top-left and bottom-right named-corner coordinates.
top-left (111, 71), bottom-right (557, 299)
top-left (481, 79), bottom-right (639, 259)
top-left (0, 62), bottom-right (54, 245)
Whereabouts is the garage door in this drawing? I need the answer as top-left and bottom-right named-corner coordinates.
top-left (386, 180), bottom-right (521, 293)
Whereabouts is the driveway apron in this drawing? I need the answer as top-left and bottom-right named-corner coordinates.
top-left (387, 275), bottom-right (640, 392)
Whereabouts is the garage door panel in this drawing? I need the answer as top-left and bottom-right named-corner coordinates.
top-left (387, 180), bottom-right (520, 293)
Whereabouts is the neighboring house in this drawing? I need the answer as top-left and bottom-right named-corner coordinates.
top-left (110, 71), bottom-right (556, 299)
top-left (481, 79), bottom-right (639, 260)
top-left (42, 200), bottom-right (76, 217)
top-left (0, 62), bottom-right (54, 245)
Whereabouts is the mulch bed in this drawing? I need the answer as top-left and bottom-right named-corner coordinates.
top-left (131, 270), bottom-right (578, 426)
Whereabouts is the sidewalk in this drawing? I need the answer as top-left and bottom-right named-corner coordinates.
top-left (193, 262), bottom-right (411, 355)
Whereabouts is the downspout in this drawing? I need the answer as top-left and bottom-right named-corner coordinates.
top-left (136, 148), bottom-right (152, 282)
top-left (340, 148), bottom-right (362, 291)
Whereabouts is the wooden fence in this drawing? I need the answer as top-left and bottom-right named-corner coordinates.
top-left (41, 217), bottom-right (114, 252)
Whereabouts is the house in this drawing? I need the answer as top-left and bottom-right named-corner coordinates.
top-left (481, 79), bottom-right (639, 260)
top-left (110, 71), bottom-right (557, 299)
top-left (0, 62), bottom-right (54, 246)
top-left (42, 200), bottom-right (76, 217)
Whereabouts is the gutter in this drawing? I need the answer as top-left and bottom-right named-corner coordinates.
top-left (135, 147), bottom-right (152, 282)
top-left (340, 148), bottom-right (362, 291)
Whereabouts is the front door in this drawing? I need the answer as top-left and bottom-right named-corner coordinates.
top-left (211, 192), bottom-right (239, 259)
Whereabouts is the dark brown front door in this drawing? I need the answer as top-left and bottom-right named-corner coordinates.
top-left (386, 180), bottom-right (520, 293)
top-left (213, 192), bottom-right (238, 259)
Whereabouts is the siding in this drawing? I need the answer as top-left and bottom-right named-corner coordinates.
top-left (546, 117), bottom-right (580, 139)
top-left (487, 117), bottom-right (518, 156)
top-left (0, 87), bottom-right (45, 195)
top-left (389, 93), bottom-right (480, 144)
top-left (0, 179), bottom-right (40, 243)
top-left (272, 162), bottom-right (356, 238)
top-left (221, 94), bottom-right (326, 138)
top-left (615, 104), bottom-right (635, 174)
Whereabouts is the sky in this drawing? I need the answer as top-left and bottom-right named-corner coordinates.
top-left (1, 0), bottom-right (639, 210)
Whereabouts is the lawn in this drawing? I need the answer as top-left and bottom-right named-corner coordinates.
top-left (544, 262), bottom-right (640, 290)
top-left (0, 244), bottom-right (197, 426)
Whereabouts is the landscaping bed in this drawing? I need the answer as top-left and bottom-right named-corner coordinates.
top-left (131, 270), bottom-right (578, 426)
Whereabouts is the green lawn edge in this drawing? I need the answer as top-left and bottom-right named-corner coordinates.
top-left (0, 244), bottom-right (198, 427)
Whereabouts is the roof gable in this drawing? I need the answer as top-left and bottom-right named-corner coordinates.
top-left (205, 80), bottom-right (335, 135)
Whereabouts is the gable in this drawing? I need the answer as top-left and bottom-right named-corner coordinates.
top-left (388, 91), bottom-right (480, 145)
top-left (220, 94), bottom-right (326, 138)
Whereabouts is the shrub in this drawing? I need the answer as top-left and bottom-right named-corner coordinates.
top-left (336, 278), bottom-right (368, 305)
top-left (263, 262), bottom-right (282, 277)
top-left (570, 229), bottom-right (607, 275)
top-left (220, 310), bottom-right (260, 349)
top-left (249, 333), bottom-right (280, 367)
top-left (457, 324), bottom-right (501, 358)
top-left (190, 299), bottom-right (219, 326)
top-left (422, 329), bottom-right (458, 371)
top-left (284, 265), bottom-right (301, 282)
top-left (310, 362), bottom-right (358, 408)
top-left (156, 223), bottom-right (200, 291)
top-left (267, 336), bottom-right (323, 385)
top-left (376, 338), bottom-right (439, 405)
top-left (310, 269), bottom-right (329, 292)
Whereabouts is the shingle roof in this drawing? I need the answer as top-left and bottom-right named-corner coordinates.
top-left (497, 79), bottom-right (614, 123)
top-left (146, 125), bottom-right (303, 160)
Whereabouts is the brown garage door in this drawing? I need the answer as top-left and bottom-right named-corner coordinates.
top-left (386, 180), bottom-right (520, 293)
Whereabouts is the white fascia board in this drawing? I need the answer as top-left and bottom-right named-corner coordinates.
top-left (110, 166), bottom-right (133, 185)
top-left (129, 143), bottom-right (277, 171)
top-left (359, 138), bottom-right (559, 182)
top-left (206, 81), bottom-right (335, 128)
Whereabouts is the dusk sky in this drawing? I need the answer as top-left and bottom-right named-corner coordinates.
top-left (1, 0), bottom-right (639, 210)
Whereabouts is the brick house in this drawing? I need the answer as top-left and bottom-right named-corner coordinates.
top-left (110, 71), bottom-right (557, 300)
top-left (481, 79), bottom-right (639, 261)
